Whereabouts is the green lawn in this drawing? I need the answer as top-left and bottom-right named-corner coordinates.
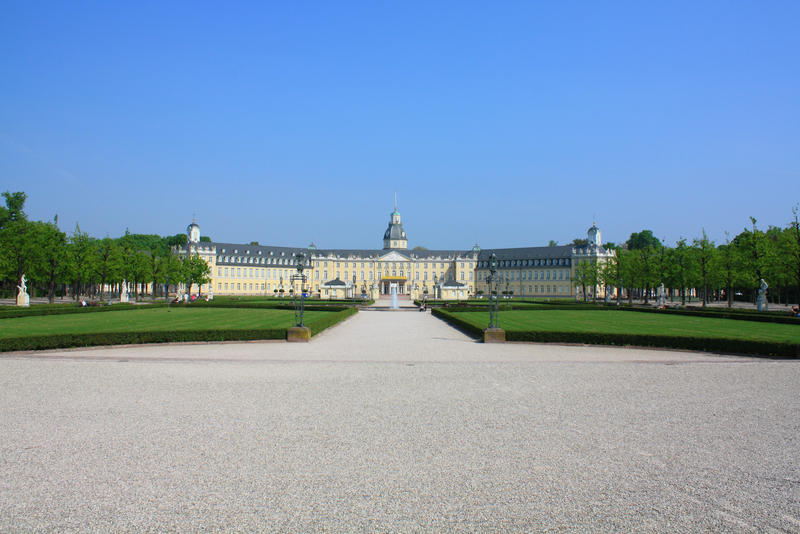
top-left (451, 309), bottom-right (800, 344)
top-left (0, 307), bottom-right (331, 339)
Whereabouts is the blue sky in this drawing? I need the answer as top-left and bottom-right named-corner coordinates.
top-left (1, 1), bottom-right (798, 249)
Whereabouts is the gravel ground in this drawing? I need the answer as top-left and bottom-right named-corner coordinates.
top-left (1, 309), bottom-right (798, 532)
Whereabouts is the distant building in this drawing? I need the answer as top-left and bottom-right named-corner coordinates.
top-left (177, 205), bottom-right (614, 300)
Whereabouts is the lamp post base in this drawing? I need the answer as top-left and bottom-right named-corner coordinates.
top-left (483, 328), bottom-right (506, 343)
top-left (287, 326), bottom-right (311, 342)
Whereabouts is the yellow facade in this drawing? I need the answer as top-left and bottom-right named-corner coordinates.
top-left (178, 211), bottom-right (611, 300)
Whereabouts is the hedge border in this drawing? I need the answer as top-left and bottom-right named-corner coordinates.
top-left (0, 307), bottom-right (358, 352)
top-left (426, 301), bottom-right (800, 325)
top-left (0, 302), bottom-right (165, 320)
top-left (0, 299), bottom-right (367, 320)
top-left (617, 305), bottom-right (800, 325)
top-left (432, 308), bottom-right (799, 359)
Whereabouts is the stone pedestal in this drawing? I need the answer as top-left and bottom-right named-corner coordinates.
top-left (287, 326), bottom-right (311, 342)
top-left (483, 328), bottom-right (506, 343)
top-left (16, 293), bottom-right (30, 307)
top-left (119, 293), bottom-right (129, 303)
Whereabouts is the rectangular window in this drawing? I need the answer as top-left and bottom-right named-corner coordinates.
top-left (217, 282), bottom-right (221, 290)
top-left (237, 283), bottom-right (241, 290)
top-left (217, 267), bottom-right (221, 276)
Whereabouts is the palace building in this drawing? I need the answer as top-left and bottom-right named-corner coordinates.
top-left (178, 204), bottom-right (614, 300)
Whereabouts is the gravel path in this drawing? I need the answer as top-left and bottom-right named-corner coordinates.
top-left (1, 309), bottom-right (798, 532)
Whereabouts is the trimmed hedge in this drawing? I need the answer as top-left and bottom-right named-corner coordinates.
top-left (183, 301), bottom-right (354, 312)
top-left (0, 307), bottom-right (358, 352)
top-left (0, 329), bottom-right (285, 352)
top-left (504, 330), bottom-right (799, 359)
top-left (618, 305), bottom-right (800, 325)
top-left (432, 308), bottom-right (799, 358)
top-left (425, 300), bottom-right (800, 325)
top-left (0, 302), bottom-right (163, 320)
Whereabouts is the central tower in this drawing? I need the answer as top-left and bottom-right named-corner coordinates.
top-left (383, 194), bottom-right (408, 250)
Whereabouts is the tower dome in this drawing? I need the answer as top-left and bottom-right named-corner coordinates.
top-left (587, 222), bottom-right (602, 247)
top-left (187, 220), bottom-right (200, 244)
top-left (382, 194), bottom-right (408, 250)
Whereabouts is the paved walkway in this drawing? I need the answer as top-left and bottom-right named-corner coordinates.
top-left (1, 309), bottom-right (799, 531)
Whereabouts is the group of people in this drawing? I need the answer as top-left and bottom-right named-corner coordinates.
top-left (172, 293), bottom-right (212, 303)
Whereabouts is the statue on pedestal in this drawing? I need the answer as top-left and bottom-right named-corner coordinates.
top-left (657, 283), bottom-right (666, 307)
top-left (17, 274), bottom-right (30, 307)
top-left (757, 278), bottom-right (768, 312)
top-left (119, 279), bottom-right (129, 303)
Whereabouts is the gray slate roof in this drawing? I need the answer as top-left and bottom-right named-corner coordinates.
top-left (477, 245), bottom-right (573, 261)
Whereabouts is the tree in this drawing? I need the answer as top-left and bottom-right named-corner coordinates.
top-left (548, 240), bottom-right (558, 247)
top-left (0, 192), bottom-right (34, 294)
top-left (574, 259), bottom-right (600, 302)
top-left (626, 231), bottom-right (662, 304)
top-left (164, 233), bottom-right (188, 248)
top-left (669, 238), bottom-right (695, 305)
top-left (66, 224), bottom-right (95, 299)
top-left (93, 237), bottom-right (122, 301)
top-left (181, 253), bottom-right (211, 296)
top-left (0, 219), bottom-right (36, 292)
top-left (571, 238), bottom-right (588, 246)
top-left (29, 219), bottom-right (68, 303)
top-left (692, 229), bottom-right (716, 307)
top-left (0, 191), bottom-right (27, 229)
top-left (600, 251), bottom-right (620, 303)
top-left (131, 250), bottom-right (151, 300)
top-left (626, 230), bottom-right (661, 251)
top-left (118, 229), bottom-right (136, 286)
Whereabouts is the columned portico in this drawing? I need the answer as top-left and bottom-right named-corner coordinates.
top-left (381, 277), bottom-right (407, 294)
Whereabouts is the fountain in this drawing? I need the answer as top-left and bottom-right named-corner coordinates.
top-left (390, 284), bottom-right (399, 309)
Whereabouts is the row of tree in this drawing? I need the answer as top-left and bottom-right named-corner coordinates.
top-left (573, 212), bottom-right (800, 307)
top-left (0, 192), bottom-right (211, 302)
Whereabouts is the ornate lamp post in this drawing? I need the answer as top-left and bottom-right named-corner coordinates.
top-left (287, 252), bottom-right (311, 342)
top-left (484, 252), bottom-right (505, 342)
